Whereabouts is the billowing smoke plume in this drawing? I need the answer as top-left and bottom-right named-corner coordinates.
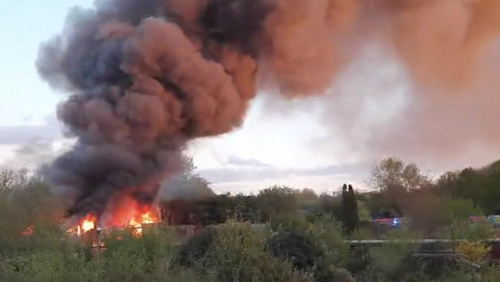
top-left (37, 0), bottom-right (500, 220)
top-left (37, 0), bottom-right (354, 220)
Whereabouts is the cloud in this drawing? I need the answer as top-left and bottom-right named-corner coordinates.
top-left (204, 157), bottom-right (372, 194)
top-left (1, 138), bottom-right (74, 170)
top-left (198, 160), bottom-right (370, 185)
top-left (0, 115), bottom-right (74, 170)
top-left (226, 155), bottom-right (272, 168)
top-left (0, 115), bottom-right (63, 145)
top-left (210, 174), bottom-right (369, 195)
top-left (0, 124), bottom-right (59, 145)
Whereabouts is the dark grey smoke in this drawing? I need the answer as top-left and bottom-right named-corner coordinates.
top-left (159, 174), bottom-right (215, 201)
top-left (37, 0), bottom-right (273, 220)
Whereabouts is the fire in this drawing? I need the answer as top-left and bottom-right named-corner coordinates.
top-left (21, 196), bottom-right (160, 240)
top-left (66, 196), bottom-right (160, 238)
top-left (66, 214), bottom-right (98, 236)
top-left (122, 204), bottom-right (160, 237)
top-left (82, 218), bottom-right (96, 232)
top-left (22, 225), bottom-right (34, 236)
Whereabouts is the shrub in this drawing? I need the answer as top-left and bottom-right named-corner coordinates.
top-left (267, 229), bottom-right (322, 271)
top-left (178, 226), bottom-right (217, 267)
top-left (314, 264), bottom-right (355, 282)
top-left (99, 228), bottom-right (179, 281)
top-left (267, 215), bottom-right (349, 281)
top-left (203, 221), bottom-right (311, 282)
top-left (456, 241), bottom-right (491, 263)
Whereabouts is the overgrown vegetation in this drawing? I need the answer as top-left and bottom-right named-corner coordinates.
top-left (1, 157), bottom-right (500, 281)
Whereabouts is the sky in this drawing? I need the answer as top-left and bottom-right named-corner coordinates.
top-left (2, 0), bottom-right (494, 195)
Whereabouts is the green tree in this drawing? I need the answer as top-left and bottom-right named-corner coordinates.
top-left (479, 161), bottom-right (500, 214)
top-left (257, 186), bottom-right (300, 221)
top-left (316, 193), bottom-right (341, 220)
top-left (434, 160), bottom-right (500, 214)
top-left (369, 158), bottom-right (430, 191)
top-left (297, 188), bottom-right (318, 205)
top-left (356, 199), bottom-right (372, 223)
top-left (159, 154), bottom-right (214, 200)
top-left (233, 194), bottom-right (261, 222)
top-left (368, 158), bottom-right (430, 216)
top-left (341, 184), bottom-right (359, 235)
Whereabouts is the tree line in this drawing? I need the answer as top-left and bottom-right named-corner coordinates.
top-left (1, 156), bottom-right (498, 237)
top-left (159, 157), bottom-right (500, 237)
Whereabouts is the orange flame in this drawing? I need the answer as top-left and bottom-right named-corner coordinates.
top-left (21, 225), bottom-right (34, 236)
top-left (22, 196), bottom-right (160, 239)
top-left (66, 214), bottom-right (98, 236)
top-left (65, 196), bottom-right (160, 238)
top-left (127, 208), bottom-right (159, 236)
top-left (99, 195), bottom-right (160, 237)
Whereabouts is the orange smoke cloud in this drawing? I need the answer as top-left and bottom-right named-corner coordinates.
top-left (385, 0), bottom-right (500, 90)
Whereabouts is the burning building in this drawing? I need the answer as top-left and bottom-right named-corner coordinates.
top-left (64, 195), bottom-right (161, 238)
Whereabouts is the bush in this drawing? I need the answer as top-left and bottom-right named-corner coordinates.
top-left (0, 236), bottom-right (100, 282)
top-left (99, 228), bottom-right (179, 281)
top-left (267, 229), bottom-right (322, 271)
top-left (314, 266), bottom-right (354, 282)
top-left (202, 222), bottom-right (311, 282)
top-left (456, 241), bottom-right (491, 263)
top-left (178, 226), bottom-right (217, 267)
top-left (267, 214), bottom-right (349, 281)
